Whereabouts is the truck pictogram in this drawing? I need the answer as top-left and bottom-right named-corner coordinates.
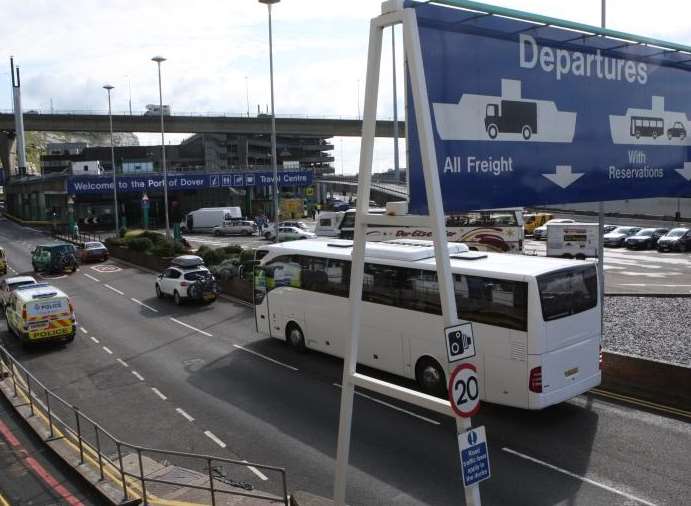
top-left (484, 100), bottom-right (538, 140)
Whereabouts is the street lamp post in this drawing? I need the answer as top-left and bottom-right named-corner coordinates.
top-left (259, 0), bottom-right (280, 242)
top-left (152, 56), bottom-right (170, 239)
top-left (103, 84), bottom-right (119, 236)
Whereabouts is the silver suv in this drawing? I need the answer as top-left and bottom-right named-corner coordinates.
top-left (213, 220), bottom-right (257, 236)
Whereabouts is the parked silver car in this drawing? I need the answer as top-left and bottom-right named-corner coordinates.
top-left (212, 220), bottom-right (257, 236)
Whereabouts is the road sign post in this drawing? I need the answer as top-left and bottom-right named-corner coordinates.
top-left (459, 426), bottom-right (491, 488)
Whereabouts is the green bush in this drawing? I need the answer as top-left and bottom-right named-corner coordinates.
top-left (209, 259), bottom-right (240, 280)
top-left (151, 240), bottom-right (176, 257)
top-left (127, 237), bottom-right (154, 253)
top-left (137, 231), bottom-right (167, 245)
top-left (196, 245), bottom-right (212, 256)
top-left (105, 237), bottom-right (126, 248)
top-left (202, 248), bottom-right (236, 266)
top-left (239, 248), bottom-right (256, 263)
top-left (118, 227), bottom-right (128, 238)
top-left (221, 245), bottom-right (243, 255)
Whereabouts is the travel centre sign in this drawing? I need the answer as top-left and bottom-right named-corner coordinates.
top-left (67, 171), bottom-right (313, 195)
top-left (405, 1), bottom-right (691, 213)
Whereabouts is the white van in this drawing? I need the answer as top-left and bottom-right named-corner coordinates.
top-left (546, 222), bottom-right (599, 259)
top-left (314, 211), bottom-right (345, 237)
top-left (182, 207), bottom-right (243, 233)
top-left (5, 284), bottom-right (76, 344)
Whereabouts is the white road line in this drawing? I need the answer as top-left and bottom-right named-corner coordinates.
top-left (242, 460), bottom-right (269, 481)
top-left (233, 344), bottom-right (298, 371)
top-left (104, 284), bottom-right (125, 296)
top-left (90, 336), bottom-right (100, 344)
top-left (333, 383), bottom-right (440, 425)
top-left (617, 283), bottom-right (691, 287)
top-left (83, 273), bottom-right (100, 282)
top-left (130, 298), bottom-right (159, 312)
top-left (502, 448), bottom-right (657, 506)
top-left (204, 430), bottom-right (226, 448)
top-left (79, 327), bottom-right (88, 334)
top-left (169, 318), bottom-right (212, 337)
top-left (151, 388), bottom-right (167, 400)
top-left (131, 371), bottom-right (145, 381)
top-left (175, 408), bottom-right (195, 422)
top-left (116, 358), bottom-right (129, 368)
top-left (102, 346), bottom-right (113, 355)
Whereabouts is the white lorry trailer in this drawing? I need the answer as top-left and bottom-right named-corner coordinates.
top-left (182, 207), bottom-right (243, 233)
top-left (546, 222), bottom-right (599, 259)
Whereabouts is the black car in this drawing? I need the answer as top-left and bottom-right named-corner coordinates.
top-left (666, 121), bottom-right (687, 140)
top-left (624, 228), bottom-right (668, 250)
top-left (657, 228), bottom-right (691, 252)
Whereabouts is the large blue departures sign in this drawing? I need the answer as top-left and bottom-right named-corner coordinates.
top-left (405, 0), bottom-right (691, 213)
top-left (67, 170), bottom-right (312, 195)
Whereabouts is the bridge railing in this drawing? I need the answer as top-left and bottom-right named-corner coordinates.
top-left (0, 345), bottom-right (290, 506)
top-left (0, 108), bottom-right (394, 121)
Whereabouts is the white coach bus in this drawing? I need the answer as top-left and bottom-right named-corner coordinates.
top-left (254, 239), bottom-right (601, 410)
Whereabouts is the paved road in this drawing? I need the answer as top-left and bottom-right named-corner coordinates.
top-left (0, 393), bottom-right (102, 505)
top-left (1, 217), bottom-right (690, 505)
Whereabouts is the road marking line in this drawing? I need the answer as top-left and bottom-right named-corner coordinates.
top-left (333, 383), bottom-right (440, 425)
top-left (169, 318), bottom-right (212, 337)
top-left (116, 358), bottom-right (129, 368)
top-left (502, 447), bottom-right (657, 506)
top-left (79, 327), bottom-right (88, 334)
top-left (232, 344), bottom-right (298, 371)
top-left (151, 388), bottom-right (167, 401)
top-left (242, 460), bottom-right (269, 481)
top-left (83, 273), bottom-right (100, 282)
top-left (175, 408), bottom-right (195, 422)
top-left (204, 430), bottom-right (226, 448)
top-left (131, 371), bottom-right (144, 381)
top-left (130, 298), bottom-right (159, 312)
top-left (589, 388), bottom-right (691, 419)
top-left (102, 346), bottom-right (113, 355)
top-left (104, 284), bottom-right (124, 295)
top-left (0, 491), bottom-right (11, 506)
top-left (90, 336), bottom-right (100, 344)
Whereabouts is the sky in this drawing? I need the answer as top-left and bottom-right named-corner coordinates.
top-left (2, 0), bottom-right (691, 174)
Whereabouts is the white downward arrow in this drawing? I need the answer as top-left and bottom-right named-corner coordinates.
top-left (542, 165), bottom-right (584, 189)
top-left (675, 162), bottom-right (691, 181)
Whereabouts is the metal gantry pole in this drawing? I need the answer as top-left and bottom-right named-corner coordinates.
top-left (599, 0), bottom-right (606, 331)
top-left (105, 85), bottom-right (119, 236)
top-left (267, 2), bottom-right (280, 242)
top-left (392, 26), bottom-right (400, 180)
top-left (153, 57), bottom-right (170, 239)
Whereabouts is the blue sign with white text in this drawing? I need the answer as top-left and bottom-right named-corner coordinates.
top-left (405, 2), bottom-right (691, 213)
top-left (66, 171), bottom-right (312, 195)
top-left (459, 427), bottom-right (491, 488)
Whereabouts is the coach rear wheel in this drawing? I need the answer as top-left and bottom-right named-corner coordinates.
top-left (415, 357), bottom-right (446, 396)
top-left (286, 323), bottom-right (306, 352)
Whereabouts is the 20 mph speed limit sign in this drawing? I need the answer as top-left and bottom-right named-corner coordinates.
top-left (448, 363), bottom-right (480, 418)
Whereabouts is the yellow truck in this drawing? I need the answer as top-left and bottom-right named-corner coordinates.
top-left (523, 212), bottom-right (553, 236)
top-left (4, 284), bottom-right (76, 345)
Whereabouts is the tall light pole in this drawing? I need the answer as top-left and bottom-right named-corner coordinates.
top-left (126, 75), bottom-right (133, 115)
top-left (245, 76), bottom-right (250, 117)
top-left (103, 84), bottom-right (119, 236)
top-left (259, 0), bottom-right (280, 242)
top-left (152, 56), bottom-right (170, 239)
top-left (391, 26), bottom-right (400, 182)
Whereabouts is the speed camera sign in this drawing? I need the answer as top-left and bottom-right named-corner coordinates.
top-left (444, 323), bottom-right (475, 362)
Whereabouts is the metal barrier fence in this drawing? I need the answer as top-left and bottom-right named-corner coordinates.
top-left (0, 345), bottom-right (289, 505)
top-left (52, 226), bottom-right (108, 246)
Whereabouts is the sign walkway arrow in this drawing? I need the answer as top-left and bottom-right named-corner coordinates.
top-left (675, 162), bottom-right (691, 181)
top-left (542, 165), bottom-right (584, 189)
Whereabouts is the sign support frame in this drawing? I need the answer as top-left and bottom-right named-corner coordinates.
top-left (332, 2), bottom-right (481, 505)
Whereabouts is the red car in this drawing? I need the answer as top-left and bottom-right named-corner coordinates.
top-left (80, 241), bottom-right (109, 262)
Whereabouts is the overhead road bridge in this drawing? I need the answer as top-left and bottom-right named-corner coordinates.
top-left (0, 112), bottom-right (405, 138)
top-left (315, 176), bottom-right (409, 200)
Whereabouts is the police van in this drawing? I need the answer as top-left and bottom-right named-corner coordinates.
top-left (4, 284), bottom-right (76, 344)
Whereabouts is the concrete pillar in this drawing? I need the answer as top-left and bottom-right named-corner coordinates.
top-left (0, 131), bottom-right (16, 182)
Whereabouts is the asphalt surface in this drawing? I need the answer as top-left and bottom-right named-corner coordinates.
top-left (1, 217), bottom-right (690, 505)
top-left (0, 392), bottom-right (102, 505)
